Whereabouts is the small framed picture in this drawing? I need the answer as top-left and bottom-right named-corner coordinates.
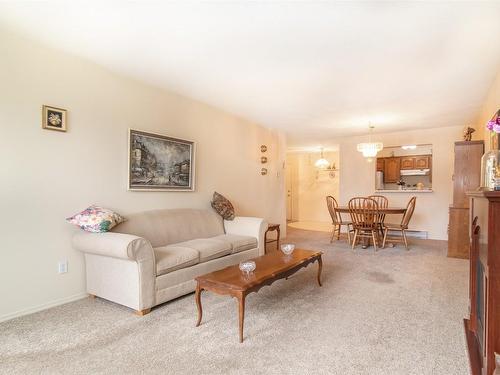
top-left (42, 105), bottom-right (67, 132)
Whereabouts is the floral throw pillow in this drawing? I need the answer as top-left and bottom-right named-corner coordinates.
top-left (66, 205), bottom-right (126, 233)
top-left (211, 192), bottom-right (235, 221)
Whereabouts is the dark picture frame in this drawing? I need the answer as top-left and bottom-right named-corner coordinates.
top-left (42, 105), bottom-right (67, 132)
top-left (128, 129), bottom-right (195, 191)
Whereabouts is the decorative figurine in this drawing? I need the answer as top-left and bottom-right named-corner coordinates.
top-left (463, 126), bottom-right (475, 141)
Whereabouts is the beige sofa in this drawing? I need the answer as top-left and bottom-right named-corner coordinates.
top-left (72, 208), bottom-right (267, 315)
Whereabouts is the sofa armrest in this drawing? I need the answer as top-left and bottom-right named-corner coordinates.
top-left (72, 231), bottom-right (156, 310)
top-left (224, 217), bottom-right (268, 256)
top-left (72, 231), bottom-right (155, 263)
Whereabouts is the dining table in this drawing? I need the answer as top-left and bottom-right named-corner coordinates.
top-left (336, 206), bottom-right (407, 248)
top-left (335, 206), bottom-right (407, 215)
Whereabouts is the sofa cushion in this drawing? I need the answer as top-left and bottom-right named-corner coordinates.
top-left (66, 205), bottom-right (126, 233)
top-left (112, 209), bottom-right (225, 248)
top-left (174, 238), bottom-right (232, 262)
top-left (211, 191), bottom-right (235, 220)
top-left (211, 234), bottom-right (258, 254)
top-left (154, 246), bottom-right (199, 276)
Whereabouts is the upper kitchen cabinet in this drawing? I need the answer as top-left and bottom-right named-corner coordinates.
top-left (400, 155), bottom-right (430, 170)
top-left (400, 157), bottom-right (415, 170)
top-left (415, 155), bottom-right (430, 169)
top-left (376, 158), bottom-right (384, 172)
top-left (384, 157), bottom-right (401, 183)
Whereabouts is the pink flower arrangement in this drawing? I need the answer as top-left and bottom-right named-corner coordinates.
top-left (486, 112), bottom-right (500, 133)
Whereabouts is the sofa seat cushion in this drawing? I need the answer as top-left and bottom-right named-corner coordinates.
top-left (174, 238), bottom-right (232, 262)
top-left (154, 246), bottom-right (199, 276)
top-left (211, 234), bottom-right (258, 254)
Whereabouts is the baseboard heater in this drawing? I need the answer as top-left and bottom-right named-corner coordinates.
top-left (386, 229), bottom-right (428, 239)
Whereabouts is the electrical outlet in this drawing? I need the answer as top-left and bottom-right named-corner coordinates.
top-left (58, 260), bottom-right (68, 274)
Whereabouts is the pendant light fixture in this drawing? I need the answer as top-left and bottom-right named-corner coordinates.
top-left (356, 124), bottom-right (383, 162)
top-left (314, 147), bottom-right (330, 169)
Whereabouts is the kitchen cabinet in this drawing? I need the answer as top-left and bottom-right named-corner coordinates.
top-left (400, 157), bottom-right (415, 170)
top-left (384, 157), bottom-right (400, 183)
top-left (376, 158), bottom-right (384, 172)
top-left (415, 155), bottom-right (430, 169)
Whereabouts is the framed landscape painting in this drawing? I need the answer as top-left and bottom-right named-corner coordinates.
top-left (128, 129), bottom-right (195, 191)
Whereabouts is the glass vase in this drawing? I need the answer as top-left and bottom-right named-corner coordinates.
top-left (480, 149), bottom-right (500, 189)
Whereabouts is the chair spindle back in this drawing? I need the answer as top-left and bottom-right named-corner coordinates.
top-left (348, 197), bottom-right (378, 229)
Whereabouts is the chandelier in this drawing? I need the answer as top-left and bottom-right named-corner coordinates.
top-left (357, 124), bottom-right (383, 162)
top-left (314, 148), bottom-right (330, 169)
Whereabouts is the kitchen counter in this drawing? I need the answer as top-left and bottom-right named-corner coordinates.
top-left (374, 189), bottom-right (433, 193)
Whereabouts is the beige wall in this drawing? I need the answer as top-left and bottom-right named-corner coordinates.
top-left (474, 69), bottom-right (500, 150)
top-left (0, 31), bottom-right (286, 321)
top-left (286, 151), bottom-right (339, 222)
top-left (337, 126), bottom-right (463, 240)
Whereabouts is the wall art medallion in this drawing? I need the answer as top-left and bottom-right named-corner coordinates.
top-left (42, 105), bottom-right (67, 132)
top-left (128, 129), bottom-right (195, 191)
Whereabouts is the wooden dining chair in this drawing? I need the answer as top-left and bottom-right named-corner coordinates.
top-left (326, 196), bottom-right (354, 244)
top-left (368, 195), bottom-right (388, 237)
top-left (348, 197), bottom-right (380, 251)
top-left (382, 196), bottom-right (417, 250)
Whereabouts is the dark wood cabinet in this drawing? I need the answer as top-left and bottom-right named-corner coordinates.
top-left (453, 141), bottom-right (484, 208)
top-left (376, 158), bottom-right (384, 172)
top-left (448, 141), bottom-right (484, 259)
top-left (384, 157), bottom-right (400, 183)
top-left (447, 207), bottom-right (469, 258)
top-left (400, 157), bottom-right (415, 170)
top-left (415, 155), bottom-right (430, 169)
top-left (465, 191), bottom-right (500, 375)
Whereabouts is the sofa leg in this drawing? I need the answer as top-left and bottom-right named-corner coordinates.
top-left (135, 308), bottom-right (151, 316)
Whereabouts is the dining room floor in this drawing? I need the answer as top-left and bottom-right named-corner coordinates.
top-left (0, 227), bottom-right (470, 375)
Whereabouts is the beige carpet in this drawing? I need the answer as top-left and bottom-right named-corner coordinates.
top-left (0, 228), bottom-right (470, 375)
top-left (287, 221), bottom-right (332, 232)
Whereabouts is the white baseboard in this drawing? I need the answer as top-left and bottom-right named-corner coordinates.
top-left (0, 292), bottom-right (88, 323)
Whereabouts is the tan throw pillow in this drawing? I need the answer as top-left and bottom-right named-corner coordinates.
top-left (211, 192), bottom-right (235, 220)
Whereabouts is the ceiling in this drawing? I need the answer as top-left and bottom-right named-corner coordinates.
top-left (1, 2), bottom-right (500, 147)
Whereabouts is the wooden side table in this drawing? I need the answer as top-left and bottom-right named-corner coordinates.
top-left (264, 223), bottom-right (280, 253)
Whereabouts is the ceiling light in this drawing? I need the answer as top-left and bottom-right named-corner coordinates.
top-left (314, 148), bottom-right (330, 169)
top-left (401, 145), bottom-right (417, 150)
top-left (357, 124), bottom-right (383, 162)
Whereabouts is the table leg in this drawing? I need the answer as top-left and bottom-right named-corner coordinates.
top-left (195, 283), bottom-right (203, 327)
top-left (276, 226), bottom-right (280, 251)
top-left (237, 293), bottom-right (246, 343)
top-left (317, 256), bottom-right (323, 287)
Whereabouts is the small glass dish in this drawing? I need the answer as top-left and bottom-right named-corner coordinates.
top-left (280, 243), bottom-right (295, 256)
top-left (239, 260), bottom-right (256, 274)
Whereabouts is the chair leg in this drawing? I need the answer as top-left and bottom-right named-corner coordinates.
top-left (346, 225), bottom-right (352, 245)
top-left (382, 228), bottom-right (388, 248)
top-left (402, 229), bottom-right (409, 250)
top-left (371, 230), bottom-right (378, 251)
top-left (330, 226), bottom-right (335, 243)
top-left (337, 224), bottom-right (341, 240)
top-left (351, 229), bottom-right (358, 250)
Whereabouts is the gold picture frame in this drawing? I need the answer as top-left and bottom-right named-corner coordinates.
top-left (42, 105), bottom-right (67, 132)
top-left (128, 129), bottom-right (196, 191)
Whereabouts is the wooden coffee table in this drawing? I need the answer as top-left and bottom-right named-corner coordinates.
top-left (195, 249), bottom-right (323, 343)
